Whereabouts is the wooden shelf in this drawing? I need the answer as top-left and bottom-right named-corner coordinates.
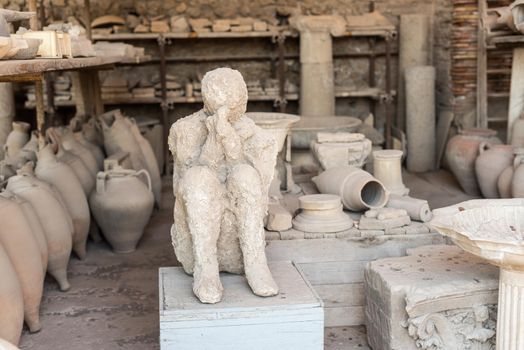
top-left (489, 34), bottom-right (524, 45)
top-left (0, 56), bottom-right (122, 81)
top-left (93, 31), bottom-right (293, 41)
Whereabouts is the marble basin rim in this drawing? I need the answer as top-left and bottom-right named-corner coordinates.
top-left (246, 112), bottom-right (301, 151)
top-left (431, 204), bottom-right (524, 271)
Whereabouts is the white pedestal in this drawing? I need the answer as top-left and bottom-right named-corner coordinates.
top-left (159, 261), bottom-right (324, 350)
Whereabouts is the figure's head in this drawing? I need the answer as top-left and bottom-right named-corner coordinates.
top-left (201, 68), bottom-right (248, 122)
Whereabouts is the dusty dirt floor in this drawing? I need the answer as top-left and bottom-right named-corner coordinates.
top-left (18, 170), bottom-right (473, 349)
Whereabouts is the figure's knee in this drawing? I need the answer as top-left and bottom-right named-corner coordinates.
top-left (228, 164), bottom-right (262, 197)
top-left (179, 166), bottom-right (220, 197)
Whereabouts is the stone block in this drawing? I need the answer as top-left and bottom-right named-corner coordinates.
top-left (266, 203), bottom-right (292, 232)
top-left (404, 223), bottom-right (430, 235)
top-left (365, 246), bottom-right (498, 350)
top-left (231, 24), bottom-right (253, 32)
top-left (360, 230), bottom-right (385, 238)
top-left (279, 229), bottom-right (305, 240)
top-left (253, 21), bottom-right (268, 31)
top-left (159, 262), bottom-right (324, 350)
top-left (359, 215), bottom-right (410, 230)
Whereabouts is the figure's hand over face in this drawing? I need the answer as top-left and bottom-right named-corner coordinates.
top-left (210, 106), bottom-right (242, 162)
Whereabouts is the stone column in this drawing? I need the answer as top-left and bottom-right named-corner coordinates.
top-left (373, 150), bottom-right (408, 196)
top-left (0, 83), bottom-right (15, 160)
top-left (497, 268), bottom-right (524, 350)
top-left (292, 16), bottom-right (346, 118)
top-left (397, 14), bottom-right (431, 131)
top-left (405, 66), bottom-right (436, 172)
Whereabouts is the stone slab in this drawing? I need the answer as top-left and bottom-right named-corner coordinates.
top-left (365, 245), bottom-right (499, 350)
top-left (159, 261), bottom-right (324, 350)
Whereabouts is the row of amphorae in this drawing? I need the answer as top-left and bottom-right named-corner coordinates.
top-left (0, 109), bottom-right (159, 346)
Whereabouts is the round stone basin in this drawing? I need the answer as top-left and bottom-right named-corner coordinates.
top-left (291, 116), bottom-right (362, 149)
top-left (246, 112), bottom-right (301, 151)
top-left (431, 205), bottom-right (524, 271)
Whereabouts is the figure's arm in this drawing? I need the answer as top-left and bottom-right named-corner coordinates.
top-left (241, 127), bottom-right (278, 199)
top-left (168, 113), bottom-right (207, 193)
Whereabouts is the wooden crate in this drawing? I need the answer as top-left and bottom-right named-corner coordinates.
top-left (159, 261), bottom-right (324, 350)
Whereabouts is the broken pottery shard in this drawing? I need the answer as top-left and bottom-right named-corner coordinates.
top-left (265, 203), bottom-right (292, 232)
top-left (169, 68), bottom-right (279, 304)
top-left (311, 134), bottom-right (372, 170)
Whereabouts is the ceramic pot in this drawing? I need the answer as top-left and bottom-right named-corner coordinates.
top-left (511, 0), bottom-right (524, 34)
top-left (486, 6), bottom-right (515, 31)
top-left (498, 165), bottom-right (515, 199)
top-left (99, 112), bottom-right (148, 172)
top-left (312, 166), bottom-right (389, 212)
top-left (1, 190), bottom-right (47, 273)
top-left (512, 153), bottom-right (524, 197)
top-left (48, 131), bottom-right (95, 195)
top-left (511, 113), bottom-right (524, 147)
top-left (0, 193), bottom-right (44, 333)
top-left (372, 149), bottom-right (409, 196)
top-left (62, 131), bottom-right (99, 176)
top-left (82, 117), bottom-right (104, 147)
top-left (475, 143), bottom-right (514, 198)
top-left (90, 167), bottom-right (154, 253)
top-left (6, 173), bottom-right (73, 291)
top-left (124, 117), bottom-right (162, 208)
top-left (445, 128), bottom-right (501, 196)
top-left (0, 160), bottom-right (15, 181)
top-left (36, 145), bottom-right (90, 259)
top-left (18, 131), bottom-right (38, 163)
top-left (75, 131), bottom-right (104, 170)
top-left (4, 121), bottom-right (29, 161)
top-left (0, 244), bottom-right (23, 346)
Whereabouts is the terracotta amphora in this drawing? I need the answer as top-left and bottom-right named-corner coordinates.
top-left (445, 128), bottom-right (501, 196)
top-left (4, 121), bottom-right (29, 161)
top-left (312, 166), bottom-right (389, 212)
top-left (1, 190), bottom-right (47, 273)
top-left (90, 167), bottom-right (154, 253)
top-left (75, 131), bottom-right (104, 170)
top-left (48, 129), bottom-right (95, 195)
top-left (0, 160), bottom-right (15, 181)
top-left (511, 152), bottom-right (524, 197)
top-left (0, 338), bottom-right (21, 349)
top-left (0, 244), bottom-right (23, 346)
top-left (475, 143), bottom-right (514, 198)
top-left (124, 117), bottom-right (162, 208)
top-left (0, 193), bottom-right (44, 333)
top-left (511, 0), bottom-right (524, 34)
top-left (62, 130), bottom-right (99, 176)
top-left (498, 165), bottom-right (514, 198)
top-left (99, 111), bottom-right (148, 172)
top-left (6, 172), bottom-right (73, 291)
top-left (36, 144), bottom-right (90, 259)
top-left (82, 117), bottom-right (104, 147)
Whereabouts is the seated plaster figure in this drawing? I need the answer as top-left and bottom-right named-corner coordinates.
top-left (168, 67), bottom-right (279, 303)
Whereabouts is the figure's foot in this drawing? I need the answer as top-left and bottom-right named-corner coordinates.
top-left (246, 263), bottom-right (279, 297)
top-left (193, 272), bottom-right (223, 304)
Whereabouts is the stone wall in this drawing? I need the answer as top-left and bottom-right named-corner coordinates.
top-left (5, 0), bottom-right (454, 130)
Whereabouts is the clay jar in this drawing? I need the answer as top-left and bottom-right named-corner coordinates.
top-left (445, 128), bottom-right (501, 196)
top-left (0, 244), bottom-right (23, 346)
top-left (475, 143), bottom-right (514, 198)
top-left (1, 190), bottom-right (48, 273)
top-left (4, 121), bottom-right (30, 160)
top-left (54, 140), bottom-right (95, 195)
top-left (36, 145), bottom-right (90, 259)
top-left (0, 193), bottom-right (44, 333)
top-left (312, 166), bottom-right (389, 212)
top-left (511, 113), bottom-right (524, 147)
top-left (62, 131), bottom-right (100, 176)
top-left (512, 152), bottom-right (524, 197)
top-left (123, 118), bottom-right (162, 208)
top-left (6, 173), bottom-right (73, 291)
top-left (90, 167), bottom-right (154, 253)
top-left (99, 112), bottom-right (148, 172)
top-left (75, 131), bottom-right (105, 170)
top-left (373, 150), bottom-right (409, 196)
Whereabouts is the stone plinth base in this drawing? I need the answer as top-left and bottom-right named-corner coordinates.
top-left (365, 245), bottom-right (499, 350)
top-left (159, 261), bottom-right (324, 350)
top-left (266, 230), bottom-right (444, 327)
